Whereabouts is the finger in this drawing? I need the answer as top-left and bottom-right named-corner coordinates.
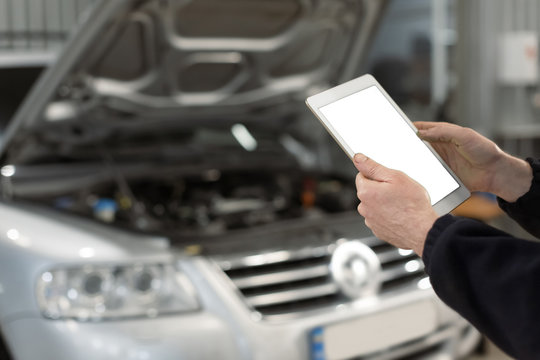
top-left (356, 172), bottom-right (373, 202)
top-left (355, 173), bottom-right (364, 200)
top-left (414, 121), bottom-right (455, 130)
top-left (415, 122), bottom-right (463, 143)
top-left (413, 121), bottom-right (439, 130)
top-left (357, 202), bottom-right (367, 219)
top-left (364, 218), bottom-right (372, 231)
top-left (414, 121), bottom-right (439, 141)
top-left (353, 153), bottom-right (393, 182)
top-left (355, 172), bottom-right (364, 187)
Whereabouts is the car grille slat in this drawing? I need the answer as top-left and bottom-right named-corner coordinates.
top-left (376, 247), bottom-right (415, 263)
top-left (217, 236), bottom-right (427, 317)
top-left (380, 260), bottom-right (425, 282)
top-left (246, 283), bottom-right (339, 308)
top-left (232, 263), bottom-right (330, 289)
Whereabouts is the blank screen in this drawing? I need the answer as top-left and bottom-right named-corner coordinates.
top-left (319, 85), bottom-right (458, 205)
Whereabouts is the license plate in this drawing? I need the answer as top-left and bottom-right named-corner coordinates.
top-left (310, 300), bottom-right (437, 360)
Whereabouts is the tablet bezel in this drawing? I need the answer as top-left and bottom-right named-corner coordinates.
top-left (305, 73), bottom-right (470, 216)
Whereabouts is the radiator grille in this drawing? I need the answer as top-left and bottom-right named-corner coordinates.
top-left (217, 237), bottom-right (427, 317)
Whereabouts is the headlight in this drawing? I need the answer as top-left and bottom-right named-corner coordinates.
top-left (36, 263), bottom-right (199, 321)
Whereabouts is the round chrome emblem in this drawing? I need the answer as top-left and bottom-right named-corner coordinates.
top-left (330, 240), bottom-right (381, 299)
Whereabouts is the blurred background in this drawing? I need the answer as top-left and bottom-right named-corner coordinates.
top-left (4, 0), bottom-right (540, 160)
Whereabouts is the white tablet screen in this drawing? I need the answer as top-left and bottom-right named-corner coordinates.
top-left (319, 85), bottom-right (459, 205)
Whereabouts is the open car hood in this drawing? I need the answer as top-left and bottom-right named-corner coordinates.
top-left (0, 0), bottom-right (387, 164)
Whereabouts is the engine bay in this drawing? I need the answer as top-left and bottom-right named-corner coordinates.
top-left (37, 169), bottom-right (357, 236)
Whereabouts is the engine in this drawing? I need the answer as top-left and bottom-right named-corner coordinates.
top-left (46, 169), bottom-right (357, 236)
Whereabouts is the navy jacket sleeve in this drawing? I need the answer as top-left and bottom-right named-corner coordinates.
top-left (422, 158), bottom-right (540, 360)
top-left (497, 158), bottom-right (540, 238)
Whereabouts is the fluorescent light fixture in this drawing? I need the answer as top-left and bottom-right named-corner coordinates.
top-left (231, 124), bottom-right (257, 151)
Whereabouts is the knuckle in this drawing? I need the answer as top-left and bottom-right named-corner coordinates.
top-left (355, 173), bottom-right (363, 186)
top-left (358, 204), bottom-right (369, 218)
top-left (394, 171), bottom-right (406, 181)
top-left (366, 166), bottom-right (378, 179)
top-left (357, 203), bottom-right (368, 218)
top-left (462, 127), bottom-right (476, 141)
top-left (364, 218), bottom-right (372, 229)
top-left (393, 169), bottom-right (409, 182)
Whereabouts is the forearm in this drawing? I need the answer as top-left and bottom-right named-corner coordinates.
top-left (423, 215), bottom-right (540, 359)
top-left (490, 152), bottom-right (532, 202)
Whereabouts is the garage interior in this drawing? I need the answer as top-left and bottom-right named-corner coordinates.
top-left (0, 0), bottom-right (537, 359)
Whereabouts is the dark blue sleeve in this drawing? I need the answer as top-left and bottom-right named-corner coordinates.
top-left (497, 157), bottom-right (540, 238)
top-left (422, 215), bottom-right (540, 360)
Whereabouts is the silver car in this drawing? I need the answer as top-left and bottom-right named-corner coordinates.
top-left (0, 0), bottom-right (480, 359)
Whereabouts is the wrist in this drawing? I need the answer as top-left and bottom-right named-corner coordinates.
top-left (412, 212), bottom-right (438, 257)
top-left (492, 153), bottom-right (532, 202)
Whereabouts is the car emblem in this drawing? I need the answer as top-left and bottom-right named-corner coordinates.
top-left (330, 240), bottom-right (381, 299)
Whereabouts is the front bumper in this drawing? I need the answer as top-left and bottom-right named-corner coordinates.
top-left (3, 312), bottom-right (242, 360)
top-left (233, 294), bottom-right (480, 360)
top-left (2, 296), bottom-right (479, 360)
top-left (2, 290), bottom-right (479, 360)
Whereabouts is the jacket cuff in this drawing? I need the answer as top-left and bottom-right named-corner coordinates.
top-left (422, 214), bottom-right (457, 269)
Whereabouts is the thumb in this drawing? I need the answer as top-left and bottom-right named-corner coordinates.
top-left (353, 154), bottom-right (393, 182)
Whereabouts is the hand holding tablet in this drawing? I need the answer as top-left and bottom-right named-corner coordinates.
top-left (306, 74), bottom-right (469, 215)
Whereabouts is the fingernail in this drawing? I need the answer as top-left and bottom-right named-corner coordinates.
top-left (354, 154), bottom-right (367, 163)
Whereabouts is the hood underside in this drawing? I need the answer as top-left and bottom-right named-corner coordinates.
top-left (0, 0), bottom-right (387, 164)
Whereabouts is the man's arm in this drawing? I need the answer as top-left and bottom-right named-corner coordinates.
top-left (352, 122), bottom-right (540, 359)
top-left (423, 215), bottom-right (540, 360)
top-left (497, 158), bottom-right (540, 238)
top-left (415, 121), bottom-right (533, 202)
top-left (417, 121), bottom-right (539, 235)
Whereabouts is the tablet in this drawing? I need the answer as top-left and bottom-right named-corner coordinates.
top-left (305, 74), bottom-right (469, 215)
